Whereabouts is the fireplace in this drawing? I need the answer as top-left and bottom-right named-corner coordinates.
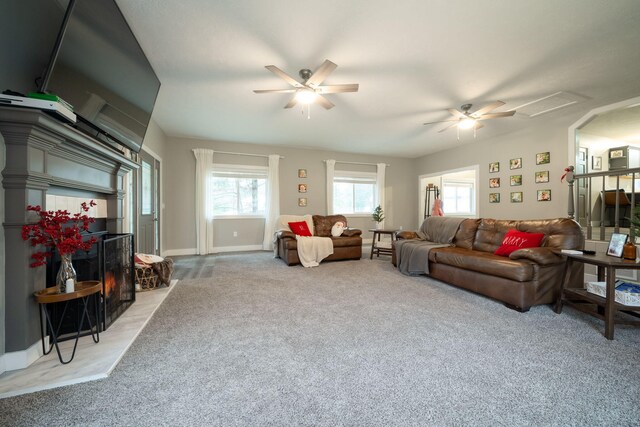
top-left (46, 231), bottom-right (135, 335)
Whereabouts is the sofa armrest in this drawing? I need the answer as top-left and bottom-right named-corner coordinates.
top-left (342, 228), bottom-right (362, 237)
top-left (396, 231), bottom-right (418, 240)
top-left (275, 230), bottom-right (297, 240)
top-left (509, 247), bottom-right (565, 265)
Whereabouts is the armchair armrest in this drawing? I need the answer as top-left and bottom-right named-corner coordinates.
top-left (275, 230), bottom-right (297, 240)
top-left (396, 231), bottom-right (418, 240)
top-left (509, 247), bottom-right (565, 265)
top-left (342, 228), bottom-right (362, 237)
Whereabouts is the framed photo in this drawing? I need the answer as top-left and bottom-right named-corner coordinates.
top-left (489, 193), bottom-right (500, 203)
top-left (607, 233), bottom-right (628, 257)
top-left (510, 158), bottom-right (522, 170)
top-left (510, 175), bottom-right (522, 186)
top-left (537, 189), bottom-right (551, 201)
top-left (535, 171), bottom-right (549, 183)
top-left (610, 149), bottom-right (624, 158)
top-left (489, 178), bottom-right (500, 188)
top-left (298, 183), bottom-right (307, 193)
top-left (536, 152), bottom-right (550, 165)
top-left (510, 192), bottom-right (523, 203)
top-left (592, 156), bottom-right (602, 170)
top-left (489, 162), bottom-right (500, 173)
top-left (298, 169), bottom-right (307, 178)
top-left (298, 197), bottom-right (307, 207)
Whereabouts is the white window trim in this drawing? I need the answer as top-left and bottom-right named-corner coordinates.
top-left (442, 179), bottom-right (476, 216)
top-left (333, 170), bottom-right (377, 215)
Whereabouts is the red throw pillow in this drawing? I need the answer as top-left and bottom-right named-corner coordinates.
top-left (494, 229), bottom-right (545, 257)
top-left (288, 221), bottom-right (312, 237)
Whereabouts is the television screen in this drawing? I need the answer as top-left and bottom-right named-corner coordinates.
top-left (41, 0), bottom-right (160, 153)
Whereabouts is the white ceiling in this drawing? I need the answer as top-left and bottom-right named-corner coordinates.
top-left (117, 0), bottom-right (640, 158)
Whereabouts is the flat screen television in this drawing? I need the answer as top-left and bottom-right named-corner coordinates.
top-left (39, 0), bottom-right (160, 153)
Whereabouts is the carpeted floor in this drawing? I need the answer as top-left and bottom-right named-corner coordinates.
top-left (1, 251), bottom-right (639, 426)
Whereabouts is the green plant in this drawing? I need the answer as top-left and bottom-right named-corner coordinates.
top-left (372, 205), bottom-right (385, 223)
top-left (629, 206), bottom-right (640, 240)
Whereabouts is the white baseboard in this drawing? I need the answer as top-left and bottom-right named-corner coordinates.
top-left (0, 337), bottom-right (48, 374)
top-left (212, 245), bottom-right (263, 253)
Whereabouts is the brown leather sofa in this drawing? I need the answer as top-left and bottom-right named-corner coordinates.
top-left (275, 214), bottom-right (363, 266)
top-left (392, 218), bottom-right (584, 312)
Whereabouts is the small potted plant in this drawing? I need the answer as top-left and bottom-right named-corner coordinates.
top-left (372, 205), bottom-right (385, 229)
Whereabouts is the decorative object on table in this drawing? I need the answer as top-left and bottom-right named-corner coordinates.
top-left (372, 205), bottom-right (385, 227)
top-left (510, 192), bottom-right (523, 203)
top-left (510, 158), bottom-right (522, 170)
top-left (298, 183), bottom-right (307, 193)
top-left (535, 170), bottom-right (549, 183)
top-left (592, 156), bottom-right (602, 170)
top-left (489, 162), bottom-right (500, 173)
top-left (536, 152), bottom-right (550, 165)
top-left (489, 193), bottom-right (500, 203)
top-left (298, 197), bottom-right (307, 207)
top-left (298, 169), bottom-right (307, 178)
top-left (606, 233), bottom-right (628, 257)
top-left (489, 178), bottom-right (500, 188)
top-left (537, 189), bottom-right (551, 201)
top-left (21, 201), bottom-right (97, 293)
top-left (623, 240), bottom-right (637, 260)
top-left (510, 175), bottom-right (522, 186)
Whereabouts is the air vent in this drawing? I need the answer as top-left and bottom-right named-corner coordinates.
top-left (514, 91), bottom-right (588, 118)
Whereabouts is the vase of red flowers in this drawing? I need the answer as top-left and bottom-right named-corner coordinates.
top-left (21, 201), bottom-right (98, 293)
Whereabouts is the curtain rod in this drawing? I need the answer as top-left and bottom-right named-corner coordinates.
top-left (193, 149), bottom-right (284, 159)
top-left (323, 160), bottom-right (390, 167)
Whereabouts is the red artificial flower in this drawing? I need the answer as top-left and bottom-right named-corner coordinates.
top-left (21, 200), bottom-right (98, 267)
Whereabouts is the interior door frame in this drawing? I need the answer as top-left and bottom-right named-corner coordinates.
top-left (138, 146), bottom-right (162, 255)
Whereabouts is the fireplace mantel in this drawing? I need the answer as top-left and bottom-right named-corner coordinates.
top-left (0, 106), bottom-right (138, 358)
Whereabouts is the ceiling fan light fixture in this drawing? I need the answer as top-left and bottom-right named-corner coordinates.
top-left (458, 118), bottom-right (477, 130)
top-left (295, 89), bottom-right (318, 105)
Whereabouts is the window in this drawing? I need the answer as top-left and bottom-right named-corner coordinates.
top-left (211, 164), bottom-right (267, 216)
top-left (442, 180), bottom-right (475, 215)
top-left (333, 171), bottom-right (376, 214)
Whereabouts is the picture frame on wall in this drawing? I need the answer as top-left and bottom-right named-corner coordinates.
top-left (298, 184), bottom-right (307, 193)
top-left (535, 171), bottom-right (549, 183)
top-left (510, 192), bottom-right (523, 203)
top-left (489, 193), bottom-right (500, 203)
top-left (489, 178), bottom-right (500, 188)
top-left (489, 162), bottom-right (500, 173)
top-left (537, 189), bottom-right (551, 201)
top-left (298, 169), bottom-right (307, 178)
top-left (298, 197), bottom-right (307, 207)
top-left (510, 175), bottom-right (522, 186)
top-left (510, 158), bottom-right (522, 170)
top-left (536, 152), bottom-right (550, 165)
top-left (592, 156), bottom-right (602, 170)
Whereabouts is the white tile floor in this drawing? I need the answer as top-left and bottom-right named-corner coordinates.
top-left (0, 280), bottom-right (177, 399)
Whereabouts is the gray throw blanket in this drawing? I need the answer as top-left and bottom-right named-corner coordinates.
top-left (396, 217), bottom-right (466, 276)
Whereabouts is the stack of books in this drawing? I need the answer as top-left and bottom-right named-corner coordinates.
top-left (27, 92), bottom-right (74, 111)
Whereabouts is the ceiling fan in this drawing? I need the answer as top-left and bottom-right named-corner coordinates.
top-left (423, 101), bottom-right (516, 133)
top-left (253, 59), bottom-right (359, 111)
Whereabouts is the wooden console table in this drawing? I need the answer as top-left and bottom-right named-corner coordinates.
top-left (369, 228), bottom-right (399, 259)
top-left (554, 252), bottom-right (640, 340)
top-left (34, 280), bottom-right (102, 364)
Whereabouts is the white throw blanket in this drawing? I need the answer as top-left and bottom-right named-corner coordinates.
top-left (296, 235), bottom-right (333, 267)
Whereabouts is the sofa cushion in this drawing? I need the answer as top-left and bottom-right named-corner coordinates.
top-left (433, 246), bottom-right (534, 282)
top-left (330, 236), bottom-right (363, 248)
top-left (494, 229), bottom-right (545, 257)
top-left (453, 218), bottom-right (481, 250)
top-left (288, 221), bottom-right (312, 237)
top-left (473, 218), bottom-right (520, 253)
top-left (313, 215), bottom-right (348, 237)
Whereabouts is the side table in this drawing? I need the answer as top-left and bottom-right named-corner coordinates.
top-left (34, 280), bottom-right (102, 364)
top-left (369, 228), bottom-right (399, 259)
top-left (554, 252), bottom-right (640, 340)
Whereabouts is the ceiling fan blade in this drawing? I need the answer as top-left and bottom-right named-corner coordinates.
top-left (284, 97), bottom-right (297, 109)
top-left (447, 108), bottom-right (467, 119)
top-left (438, 122), bottom-right (459, 133)
top-left (474, 122), bottom-right (485, 130)
top-left (315, 94), bottom-right (335, 110)
top-left (423, 119), bottom-right (458, 126)
top-left (253, 89), bottom-right (297, 94)
top-left (265, 65), bottom-right (304, 88)
top-left (317, 84), bottom-right (359, 94)
top-left (471, 101), bottom-right (505, 117)
top-left (476, 111), bottom-right (516, 120)
top-left (305, 60), bottom-right (337, 87)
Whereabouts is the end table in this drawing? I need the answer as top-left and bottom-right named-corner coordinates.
top-left (369, 228), bottom-right (399, 259)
